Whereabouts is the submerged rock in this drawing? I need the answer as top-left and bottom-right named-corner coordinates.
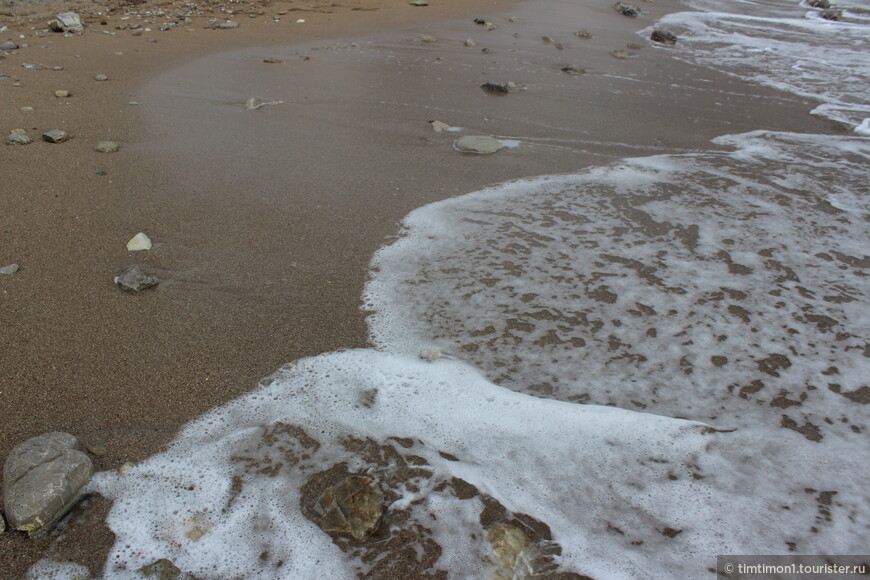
top-left (651, 29), bottom-right (678, 44)
top-left (115, 265), bottom-right (158, 292)
top-left (313, 475), bottom-right (384, 540)
top-left (454, 135), bottom-right (505, 154)
top-left (820, 8), bottom-right (843, 20)
top-left (3, 432), bottom-right (94, 537)
top-left (138, 558), bottom-right (195, 579)
top-left (42, 129), bottom-right (69, 143)
top-left (613, 2), bottom-right (640, 16)
top-left (487, 523), bottom-right (535, 580)
top-left (809, 0), bottom-right (831, 6)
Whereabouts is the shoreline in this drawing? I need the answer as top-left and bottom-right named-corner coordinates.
top-left (0, 0), bottom-right (849, 576)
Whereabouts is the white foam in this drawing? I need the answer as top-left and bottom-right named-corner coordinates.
top-left (645, 0), bottom-right (870, 131)
top-left (89, 350), bottom-right (867, 579)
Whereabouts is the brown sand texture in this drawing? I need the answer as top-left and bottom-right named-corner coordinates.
top-left (0, 0), bottom-right (844, 576)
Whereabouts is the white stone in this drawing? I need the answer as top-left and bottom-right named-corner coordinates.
top-left (453, 135), bottom-right (505, 154)
top-left (126, 232), bottom-right (152, 251)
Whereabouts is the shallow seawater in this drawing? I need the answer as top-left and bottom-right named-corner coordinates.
top-left (29, 0), bottom-right (869, 578)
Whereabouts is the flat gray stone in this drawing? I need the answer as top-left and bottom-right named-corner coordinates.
top-left (42, 129), bottom-right (69, 143)
top-left (5, 134), bottom-right (31, 146)
top-left (0, 263), bottom-right (20, 274)
top-left (95, 141), bottom-right (120, 153)
top-left (0, 41), bottom-right (19, 50)
top-left (3, 432), bottom-right (94, 536)
top-left (94, 74), bottom-right (108, 81)
top-left (115, 265), bottom-right (159, 292)
top-left (453, 135), bottom-right (504, 154)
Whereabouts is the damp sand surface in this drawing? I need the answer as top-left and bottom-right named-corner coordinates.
top-left (0, 0), bottom-right (853, 576)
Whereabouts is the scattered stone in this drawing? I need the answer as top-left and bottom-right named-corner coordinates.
top-left (419, 349), bottom-right (442, 361)
top-left (614, 2), bottom-right (640, 16)
top-left (126, 232), bottom-right (152, 251)
top-left (809, 0), bottom-right (831, 7)
top-left (429, 120), bottom-right (462, 133)
top-left (95, 141), bottom-right (120, 153)
top-left (0, 263), bottom-right (20, 274)
top-left (651, 29), bottom-right (678, 44)
top-left (486, 22), bottom-right (498, 31)
top-left (820, 8), bottom-right (843, 20)
top-left (245, 97), bottom-right (284, 110)
top-left (313, 475), bottom-right (384, 541)
top-left (474, 18), bottom-right (486, 25)
top-left (55, 89), bottom-right (70, 97)
top-left (0, 40), bottom-right (19, 50)
top-left (22, 62), bottom-right (43, 70)
top-left (42, 129), bottom-right (69, 143)
top-left (562, 65), bottom-right (587, 74)
top-left (3, 432), bottom-right (94, 536)
top-left (410, 0), bottom-right (429, 5)
top-left (55, 12), bottom-right (84, 33)
top-left (611, 49), bottom-right (629, 59)
top-left (138, 558), bottom-right (195, 579)
top-left (5, 134), bottom-right (31, 145)
top-left (575, 29), bottom-right (592, 38)
top-left (262, 57), bottom-right (284, 63)
top-left (51, 66), bottom-right (64, 71)
top-left (454, 135), bottom-right (504, 154)
top-left (207, 20), bottom-right (240, 29)
top-left (464, 38), bottom-right (477, 47)
top-left (555, 42), bottom-right (564, 50)
top-left (115, 265), bottom-right (159, 292)
top-left (21, 107), bottom-right (34, 112)
top-left (94, 74), bottom-right (108, 81)
top-left (481, 82), bottom-right (509, 95)
top-left (421, 35), bottom-right (437, 43)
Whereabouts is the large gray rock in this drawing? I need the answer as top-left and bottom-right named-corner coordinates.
top-left (3, 432), bottom-right (94, 536)
top-left (55, 12), bottom-right (84, 32)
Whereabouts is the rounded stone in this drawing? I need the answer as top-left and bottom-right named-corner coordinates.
top-left (454, 135), bottom-right (504, 154)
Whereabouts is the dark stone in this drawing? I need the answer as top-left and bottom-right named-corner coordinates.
top-left (614, 2), bottom-right (640, 16)
top-left (820, 8), bottom-right (843, 20)
top-left (651, 29), bottom-right (678, 44)
top-left (115, 265), bottom-right (159, 292)
top-left (481, 82), bottom-right (509, 95)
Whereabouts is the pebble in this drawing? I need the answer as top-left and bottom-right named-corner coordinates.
top-left (453, 135), bottom-right (505, 154)
top-left (115, 265), bottom-right (158, 292)
top-left (55, 89), bottom-right (70, 97)
top-left (613, 2), bottom-right (640, 16)
top-left (5, 134), bottom-right (31, 145)
top-left (0, 263), bottom-right (20, 274)
top-left (42, 129), bottom-right (69, 143)
top-left (0, 40), bottom-right (19, 50)
top-left (22, 62), bottom-right (43, 70)
top-left (94, 74), bottom-right (108, 81)
top-left (562, 65), bottom-right (587, 74)
top-left (650, 29), bottom-right (678, 44)
top-left (410, 0), bottom-right (429, 4)
top-left (481, 82), bottom-right (509, 95)
top-left (421, 35), bottom-right (436, 43)
top-left (126, 232), bottom-right (152, 251)
top-left (95, 140), bottom-right (120, 153)
top-left (611, 49), bottom-right (629, 59)
top-left (464, 38), bottom-right (477, 47)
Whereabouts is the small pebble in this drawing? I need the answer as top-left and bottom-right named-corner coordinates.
top-left (0, 263), bottom-right (19, 274)
top-left (5, 133), bottom-right (32, 145)
top-left (94, 74), bottom-right (108, 81)
top-left (95, 141), bottom-right (120, 153)
top-left (55, 89), bottom-right (70, 97)
top-left (42, 129), bottom-right (69, 143)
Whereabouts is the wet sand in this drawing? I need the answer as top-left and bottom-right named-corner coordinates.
top-left (0, 0), bottom-right (844, 576)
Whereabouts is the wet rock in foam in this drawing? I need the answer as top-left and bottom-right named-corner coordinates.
top-left (312, 474), bottom-right (385, 541)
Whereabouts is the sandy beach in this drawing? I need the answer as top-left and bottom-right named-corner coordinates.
top-left (0, 0), bottom-right (855, 576)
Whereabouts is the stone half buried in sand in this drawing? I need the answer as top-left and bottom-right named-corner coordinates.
top-left (95, 140), bottom-right (120, 153)
top-left (312, 474), bottom-right (385, 541)
top-left (3, 431), bottom-right (94, 537)
top-left (453, 135), bottom-right (505, 154)
top-left (127, 232), bottom-right (152, 251)
top-left (115, 265), bottom-right (159, 292)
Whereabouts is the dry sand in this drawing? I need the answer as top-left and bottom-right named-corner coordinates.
top-left (0, 0), bottom-right (843, 576)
